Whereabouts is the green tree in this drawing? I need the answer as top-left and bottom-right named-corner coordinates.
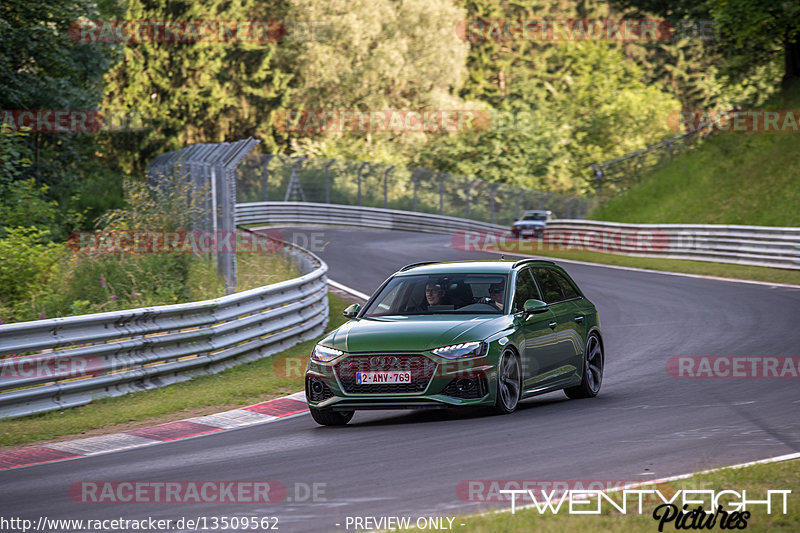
top-left (0, 127), bottom-right (60, 233)
top-left (103, 0), bottom-right (293, 174)
top-left (278, 0), bottom-right (472, 165)
top-left (612, 0), bottom-right (800, 88)
top-left (416, 1), bottom-right (680, 194)
top-left (0, 0), bottom-right (121, 235)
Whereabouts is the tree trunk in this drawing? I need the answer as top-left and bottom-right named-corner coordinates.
top-left (782, 34), bottom-right (800, 89)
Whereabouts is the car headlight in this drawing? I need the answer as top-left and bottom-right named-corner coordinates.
top-left (311, 344), bottom-right (343, 363)
top-left (432, 341), bottom-right (487, 359)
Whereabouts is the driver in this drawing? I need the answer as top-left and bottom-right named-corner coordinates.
top-left (488, 282), bottom-right (505, 311)
top-left (425, 282), bottom-right (446, 307)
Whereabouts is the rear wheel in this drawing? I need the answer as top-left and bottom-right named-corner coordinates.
top-left (493, 348), bottom-right (521, 414)
top-left (309, 406), bottom-right (354, 426)
top-left (565, 333), bottom-right (603, 399)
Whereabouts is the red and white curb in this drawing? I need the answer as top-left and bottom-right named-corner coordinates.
top-left (0, 392), bottom-right (309, 472)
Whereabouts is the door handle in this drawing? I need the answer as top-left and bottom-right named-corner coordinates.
top-left (548, 321), bottom-right (557, 329)
top-left (575, 316), bottom-right (584, 323)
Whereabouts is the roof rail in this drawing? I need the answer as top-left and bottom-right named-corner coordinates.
top-left (512, 258), bottom-right (555, 268)
top-left (399, 261), bottom-right (438, 272)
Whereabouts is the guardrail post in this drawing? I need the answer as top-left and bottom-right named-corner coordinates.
top-left (325, 158), bottom-right (335, 203)
top-left (285, 157), bottom-right (307, 202)
top-left (357, 162), bottom-right (368, 206)
top-left (566, 198), bottom-right (577, 218)
top-left (384, 165), bottom-right (394, 208)
top-left (411, 169), bottom-right (423, 212)
top-left (261, 154), bottom-right (275, 202)
top-left (490, 184), bottom-right (501, 224)
top-left (438, 173), bottom-right (450, 215)
top-left (466, 178), bottom-right (480, 219)
top-left (539, 192), bottom-right (551, 210)
top-left (591, 164), bottom-right (604, 196)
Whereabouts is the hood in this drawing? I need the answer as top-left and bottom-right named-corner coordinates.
top-left (320, 315), bottom-right (512, 353)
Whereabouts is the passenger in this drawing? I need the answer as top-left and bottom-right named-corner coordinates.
top-left (488, 282), bottom-right (505, 311)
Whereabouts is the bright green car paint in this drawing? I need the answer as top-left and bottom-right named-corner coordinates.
top-left (305, 260), bottom-right (602, 423)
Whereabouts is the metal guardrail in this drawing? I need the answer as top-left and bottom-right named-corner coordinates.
top-left (236, 201), bottom-right (506, 234)
top-left (544, 220), bottom-right (800, 270)
top-left (0, 232), bottom-right (328, 419)
top-left (236, 202), bottom-right (800, 271)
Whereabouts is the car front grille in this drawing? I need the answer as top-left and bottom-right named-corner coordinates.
top-left (334, 354), bottom-right (437, 394)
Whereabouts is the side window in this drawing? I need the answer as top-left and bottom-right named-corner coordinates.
top-left (532, 267), bottom-right (564, 304)
top-left (513, 269), bottom-right (540, 312)
top-left (553, 271), bottom-right (580, 300)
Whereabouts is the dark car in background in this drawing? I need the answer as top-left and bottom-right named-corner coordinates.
top-left (511, 210), bottom-right (554, 239)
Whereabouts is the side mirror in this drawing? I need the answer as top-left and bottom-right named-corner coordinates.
top-left (343, 303), bottom-right (361, 318)
top-left (523, 299), bottom-right (549, 315)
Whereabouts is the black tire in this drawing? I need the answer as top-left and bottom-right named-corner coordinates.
top-left (309, 406), bottom-right (354, 426)
top-left (493, 348), bottom-right (522, 414)
top-left (565, 333), bottom-right (603, 399)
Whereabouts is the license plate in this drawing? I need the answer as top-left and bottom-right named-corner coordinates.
top-left (356, 371), bottom-right (412, 384)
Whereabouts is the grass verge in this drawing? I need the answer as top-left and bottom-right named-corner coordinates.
top-left (591, 82), bottom-right (800, 226)
top-left (458, 458), bottom-right (799, 532)
top-left (0, 293), bottom-right (351, 449)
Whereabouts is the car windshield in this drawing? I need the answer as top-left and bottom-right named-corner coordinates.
top-left (523, 213), bottom-right (547, 221)
top-left (362, 273), bottom-right (509, 316)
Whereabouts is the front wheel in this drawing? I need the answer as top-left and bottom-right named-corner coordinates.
top-left (493, 349), bottom-right (522, 414)
top-left (565, 333), bottom-right (603, 399)
top-left (309, 406), bottom-right (354, 426)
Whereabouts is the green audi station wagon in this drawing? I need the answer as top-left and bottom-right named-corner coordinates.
top-left (305, 259), bottom-right (603, 425)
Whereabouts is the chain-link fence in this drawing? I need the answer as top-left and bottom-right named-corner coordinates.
top-left (236, 155), bottom-right (593, 226)
top-left (147, 138), bottom-right (261, 294)
top-left (588, 109), bottom-right (738, 197)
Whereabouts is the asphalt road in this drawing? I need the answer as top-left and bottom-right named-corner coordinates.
top-left (2, 227), bottom-right (799, 532)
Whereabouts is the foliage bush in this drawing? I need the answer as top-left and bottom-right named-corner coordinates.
top-left (0, 171), bottom-right (211, 323)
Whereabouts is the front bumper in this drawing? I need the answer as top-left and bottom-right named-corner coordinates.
top-left (511, 226), bottom-right (544, 238)
top-left (305, 352), bottom-right (497, 410)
